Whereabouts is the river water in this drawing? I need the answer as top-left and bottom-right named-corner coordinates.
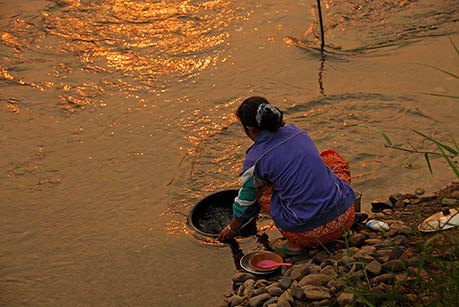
top-left (1, 1), bottom-right (458, 306)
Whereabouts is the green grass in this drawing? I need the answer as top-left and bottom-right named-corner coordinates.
top-left (382, 37), bottom-right (459, 179)
top-left (334, 232), bottom-right (459, 307)
top-left (365, 37), bottom-right (459, 307)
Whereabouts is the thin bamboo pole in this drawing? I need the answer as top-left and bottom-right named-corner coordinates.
top-left (317, 0), bottom-right (325, 52)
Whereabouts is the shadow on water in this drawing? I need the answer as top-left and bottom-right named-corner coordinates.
top-left (227, 239), bottom-right (243, 270)
top-left (318, 53), bottom-right (326, 96)
top-left (226, 233), bottom-right (272, 272)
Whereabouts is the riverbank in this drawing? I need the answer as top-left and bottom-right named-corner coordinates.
top-left (218, 180), bottom-right (459, 307)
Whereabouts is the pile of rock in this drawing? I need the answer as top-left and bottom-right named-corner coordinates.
top-left (218, 181), bottom-right (459, 307)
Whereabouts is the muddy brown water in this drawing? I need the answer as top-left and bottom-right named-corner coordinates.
top-left (1, 1), bottom-right (458, 306)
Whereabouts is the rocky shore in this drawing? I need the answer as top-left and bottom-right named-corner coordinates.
top-left (218, 180), bottom-right (459, 307)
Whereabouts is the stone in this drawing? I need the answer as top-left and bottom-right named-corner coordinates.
top-left (248, 293), bottom-right (271, 307)
top-left (228, 295), bottom-right (245, 307)
top-left (277, 291), bottom-right (293, 306)
top-left (392, 235), bottom-right (409, 246)
top-left (378, 239), bottom-right (393, 248)
top-left (348, 233), bottom-right (367, 247)
top-left (278, 275), bottom-right (293, 290)
top-left (402, 199), bottom-right (411, 206)
top-left (337, 266), bottom-right (348, 276)
top-left (309, 264), bottom-right (322, 274)
top-left (390, 246), bottom-right (406, 260)
top-left (243, 286), bottom-right (254, 298)
top-left (400, 247), bottom-right (416, 261)
top-left (354, 245), bottom-right (377, 261)
top-left (243, 278), bottom-right (255, 289)
top-left (252, 287), bottom-right (267, 296)
top-left (365, 260), bottom-right (382, 276)
top-left (267, 286), bottom-right (283, 297)
top-left (299, 273), bottom-right (333, 287)
top-left (321, 258), bottom-right (338, 267)
top-left (320, 265), bottom-right (337, 276)
top-left (217, 299), bottom-right (230, 307)
top-left (312, 299), bottom-right (331, 306)
top-left (268, 281), bottom-right (281, 289)
top-left (441, 198), bottom-right (458, 206)
top-left (303, 285), bottom-right (331, 300)
top-left (398, 225), bottom-right (414, 236)
top-left (337, 291), bottom-right (354, 307)
top-left (339, 255), bottom-right (355, 267)
top-left (312, 251), bottom-right (330, 264)
top-left (372, 212), bottom-right (387, 219)
top-left (371, 282), bottom-right (391, 294)
top-left (364, 238), bottom-right (381, 245)
top-left (415, 188), bottom-right (426, 195)
top-left (224, 291), bottom-right (233, 298)
top-left (276, 301), bottom-right (291, 307)
top-left (254, 279), bottom-right (269, 288)
top-left (236, 284), bottom-right (244, 297)
top-left (371, 199), bottom-right (393, 212)
top-left (363, 229), bottom-right (377, 238)
top-left (395, 272), bottom-right (409, 283)
top-left (327, 279), bottom-right (341, 293)
top-left (232, 272), bottom-right (255, 283)
top-left (450, 191), bottom-right (459, 199)
top-left (344, 270), bottom-right (365, 282)
top-left (263, 297), bottom-right (278, 306)
top-left (382, 209), bottom-right (393, 215)
top-left (389, 193), bottom-right (403, 204)
top-left (373, 273), bottom-right (394, 284)
top-left (337, 240), bottom-right (351, 250)
top-left (290, 283), bottom-right (305, 300)
top-left (419, 194), bottom-right (439, 202)
top-left (408, 267), bottom-right (429, 281)
top-left (406, 255), bottom-right (421, 266)
top-left (376, 247), bottom-right (393, 259)
top-left (289, 263), bottom-right (310, 281)
top-left (382, 259), bottom-right (405, 273)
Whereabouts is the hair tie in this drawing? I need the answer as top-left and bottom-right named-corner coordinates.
top-left (255, 103), bottom-right (281, 126)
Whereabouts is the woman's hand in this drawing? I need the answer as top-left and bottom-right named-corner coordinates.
top-left (217, 218), bottom-right (241, 242)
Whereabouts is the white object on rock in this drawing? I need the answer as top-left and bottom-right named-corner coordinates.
top-left (418, 208), bottom-right (459, 233)
top-left (366, 219), bottom-right (390, 231)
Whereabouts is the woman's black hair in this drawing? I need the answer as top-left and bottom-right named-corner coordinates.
top-left (236, 96), bottom-right (284, 132)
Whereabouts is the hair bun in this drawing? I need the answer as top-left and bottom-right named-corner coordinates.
top-left (256, 103), bottom-right (282, 128)
top-left (236, 96), bottom-right (284, 132)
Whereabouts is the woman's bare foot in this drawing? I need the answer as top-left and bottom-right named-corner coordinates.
top-left (270, 238), bottom-right (305, 256)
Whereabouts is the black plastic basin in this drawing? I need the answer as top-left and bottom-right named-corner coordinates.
top-left (188, 189), bottom-right (257, 238)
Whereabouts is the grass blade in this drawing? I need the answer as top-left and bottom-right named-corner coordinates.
top-left (424, 153), bottom-right (433, 175)
top-left (452, 137), bottom-right (459, 151)
top-left (449, 36), bottom-right (459, 56)
top-left (438, 145), bottom-right (459, 179)
top-left (382, 133), bottom-right (393, 146)
top-left (420, 64), bottom-right (459, 80)
top-left (424, 93), bottom-right (459, 99)
top-left (412, 129), bottom-right (459, 155)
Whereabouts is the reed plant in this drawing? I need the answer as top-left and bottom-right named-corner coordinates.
top-left (382, 37), bottom-right (459, 179)
top-left (360, 37), bottom-right (459, 307)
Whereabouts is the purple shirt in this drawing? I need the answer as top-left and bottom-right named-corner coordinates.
top-left (234, 124), bottom-right (355, 232)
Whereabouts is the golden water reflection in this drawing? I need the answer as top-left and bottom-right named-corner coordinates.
top-left (42, 0), bottom-right (236, 77)
top-left (1, 0), bottom-right (242, 112)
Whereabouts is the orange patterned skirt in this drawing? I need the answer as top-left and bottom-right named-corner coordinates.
top-left (257, 149), bottom-right (355, 249)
